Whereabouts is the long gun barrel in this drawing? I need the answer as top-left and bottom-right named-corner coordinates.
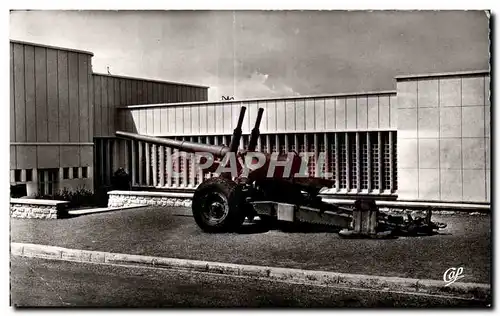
top-left (115, 131), bottom-right (231, 157)
top-left (115, 106), bottom-right (248, 158)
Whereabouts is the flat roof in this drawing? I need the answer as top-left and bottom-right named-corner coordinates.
top-left (10, 39), bottom-right (94, 56)
top-left (93, 72), bottom-right (209, 89)
top-left (118, 90), bottom-right (397, 110)
top-left (395, 69), bottom-right (490, 80)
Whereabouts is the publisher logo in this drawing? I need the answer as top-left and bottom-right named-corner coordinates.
top-left (443, 267), bottom-right (464, 286)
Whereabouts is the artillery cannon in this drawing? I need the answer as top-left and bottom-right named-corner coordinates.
top-left (116, 106), bottom-right (446, 237)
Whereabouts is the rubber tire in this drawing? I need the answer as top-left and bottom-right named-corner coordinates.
top-left (192, 177), bottom-right (246, 233)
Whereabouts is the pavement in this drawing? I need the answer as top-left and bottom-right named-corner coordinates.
top-left (10, 256), bottom-right (489, 307)
top-left (10, 206), bottom-right (491, 284)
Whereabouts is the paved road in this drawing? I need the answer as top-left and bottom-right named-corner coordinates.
top-left (10, 256), bottom-right (489, 307)
top-left (10, 207), bottom-right (491, 283)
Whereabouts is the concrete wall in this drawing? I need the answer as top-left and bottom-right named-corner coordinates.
top-left (396, 70), bottom-right (490, 203)
top-left (10, 40), bottom-right (209, 196)
top-left (93, 74), bottom-right (208, 137)
top-left (10, 40), bottom-right (94, 194)
top-left (117, 91), bottom-right (397, 136)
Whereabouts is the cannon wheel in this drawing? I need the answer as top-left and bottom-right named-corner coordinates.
top-left (192, 177), bottom-right (246, 233)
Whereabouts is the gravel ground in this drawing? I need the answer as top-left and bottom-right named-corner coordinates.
top-left (10, 206), bottom-right (491, 283)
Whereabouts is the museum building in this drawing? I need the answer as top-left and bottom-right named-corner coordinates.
top-left (10, 40), bottom-right (491, 205)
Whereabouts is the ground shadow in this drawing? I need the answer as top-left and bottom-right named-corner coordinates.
top-left (235, 222), bottom-right (271, 234)
top-left (235, 221), bottom-right (342, 234)
top-left (58, 213), bottom-right (82, 219)
top-left (235, 220), bottom-right (447, 238)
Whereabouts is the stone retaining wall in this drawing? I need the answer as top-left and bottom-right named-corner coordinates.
top-left (10, 199), bottom-right (70, 219)
top-left (107, 190), bottom-right (488, 216)
top-left (108, 191), bottom-right (193, 208)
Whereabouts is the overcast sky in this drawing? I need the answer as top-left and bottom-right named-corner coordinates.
top-left (10, 10), bottom-right (489, 101)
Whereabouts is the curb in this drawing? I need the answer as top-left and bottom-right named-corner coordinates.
top-left (67, 205), bottom-right (147, 216)
top-left (11, 242), bottom-right (490, 301)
